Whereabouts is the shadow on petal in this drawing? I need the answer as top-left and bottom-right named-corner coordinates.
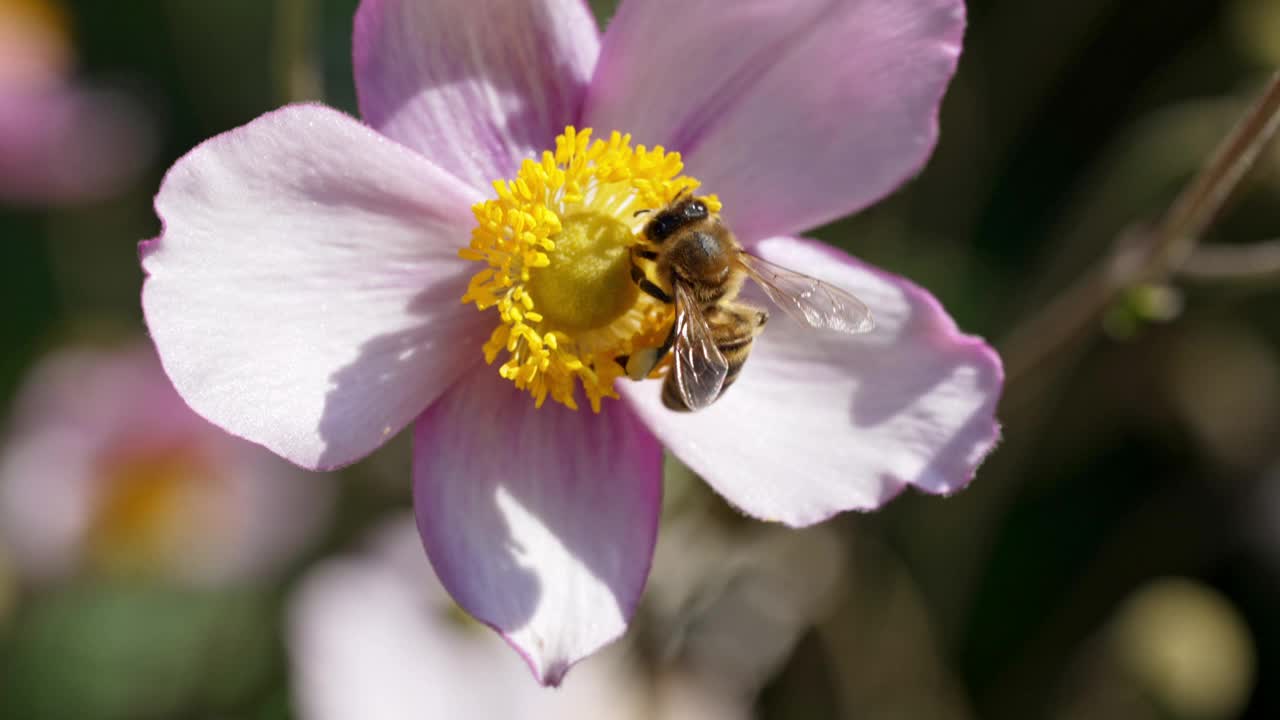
top-left (353, 0), bottom-right (598, 187)
top-left (411, 367), bottom-right (663, 685)
top-left (749, 237), bottom-right (1003, 495)
top-left (314, 270), bottom-right (488, 469)
top-left (837, 266), bottom-right (1004, 493)
top-left (622, 236), bottom-right (1002, 525)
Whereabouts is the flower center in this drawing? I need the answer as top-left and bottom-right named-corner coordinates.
top-left (460, 127), bottom-right (717, 411)
top-left (524, 212), bottom-right (637, 331)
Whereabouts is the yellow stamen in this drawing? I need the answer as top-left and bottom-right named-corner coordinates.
top-left (460, 126), bottom-right (721, 411)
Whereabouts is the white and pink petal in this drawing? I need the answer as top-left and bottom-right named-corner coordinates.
top-left (142, 104), bottom-right (486, 470)
top-left (622, 236), bottom-right (1002, 527)
top-left (585, 0), bottom-right (965, 241)
top-left (289, 516), bottom-right (651, 720)
top-left (413, 367), bottom-right (662, 686)
top-left (353, 0), bottom-right (600, 192)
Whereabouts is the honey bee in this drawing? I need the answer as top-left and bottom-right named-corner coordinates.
top-left (623, 192), bottom-right (876, 411)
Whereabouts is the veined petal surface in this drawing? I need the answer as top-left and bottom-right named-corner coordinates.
top-left (354, 0), bottom-right (600, 192)
top-left (413, 367), bottom-right (662, 686)
top-left (622, 236), bottom-right (1003, 527)
top-left (585, 0), bottom-right (965, 241)
top-left (142, 104), bottom-right (486, 470)
top-left (289, 517), bottom-right (651, 720)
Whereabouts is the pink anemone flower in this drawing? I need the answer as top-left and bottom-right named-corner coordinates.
top-left (0, 344), bottom-right (334, 586)
top-left (141, 0), bottom-right (1003, 684)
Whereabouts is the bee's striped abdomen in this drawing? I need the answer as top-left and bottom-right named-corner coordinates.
top-left (660, 373), bottom-right (689, 411)
top-left (719, 336), bottom-right (754, 391)
top-left (661, 303), bottom-right (766, 412)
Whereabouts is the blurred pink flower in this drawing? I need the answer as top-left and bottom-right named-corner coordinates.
top-left (0, 344), bottom-right (334, 586)
top-left (141, 0), bottom-right (1002, 683)
top-left (289, 516), bottom-right (749, 720)
top-left (0, 0), bottom-right (151, 204)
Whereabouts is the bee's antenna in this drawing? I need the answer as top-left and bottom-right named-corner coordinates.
top-left (634, 208), bottom-right (652, 217)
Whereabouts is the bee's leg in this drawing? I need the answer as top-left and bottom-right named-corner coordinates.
top-left (621, 246), bottom-right (675, 378)
top-left (630, 263), bottom-right (672, 304)
top-left (649, 317), bottom-right (679, 365)
top-left (619, 316), bottom-right (677, 380)
top-left (630, 243), bottom-right (660, 263)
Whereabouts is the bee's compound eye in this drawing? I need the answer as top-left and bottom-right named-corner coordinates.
top-left (647, 215), bottom-right (678, 241)
top-left (687, 200), bottom-right (707, 217)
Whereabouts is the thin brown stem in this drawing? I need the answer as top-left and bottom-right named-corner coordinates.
top-left (998, 265), bottom-right (1114, 383)
top-left (999, 71), bottom-right (1280, 384)
top-left (1150, 70), bottom-right (1280, 270)
top-left (274, 0), bottom-right (323, 103)
top-left (1178, 239), bottom-right (1280, 283)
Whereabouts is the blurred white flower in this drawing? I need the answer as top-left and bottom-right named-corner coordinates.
top-left (0, 343), bottom-right (335, 586)
top-left (644, 508), bottom-right (846, 697)
top-left (288, 515), bottom-right (749, 720)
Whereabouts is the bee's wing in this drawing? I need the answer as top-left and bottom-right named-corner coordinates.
top-left (737, 252), bottom-right (875, 334)
top-left (672, 281), bottom-right (729, 411)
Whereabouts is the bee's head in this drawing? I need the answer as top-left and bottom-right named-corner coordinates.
top-left (644, 195), bottom-right (710, 242)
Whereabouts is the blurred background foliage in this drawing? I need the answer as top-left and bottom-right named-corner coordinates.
top-left (1, 0), bottom-right (1279, 718)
